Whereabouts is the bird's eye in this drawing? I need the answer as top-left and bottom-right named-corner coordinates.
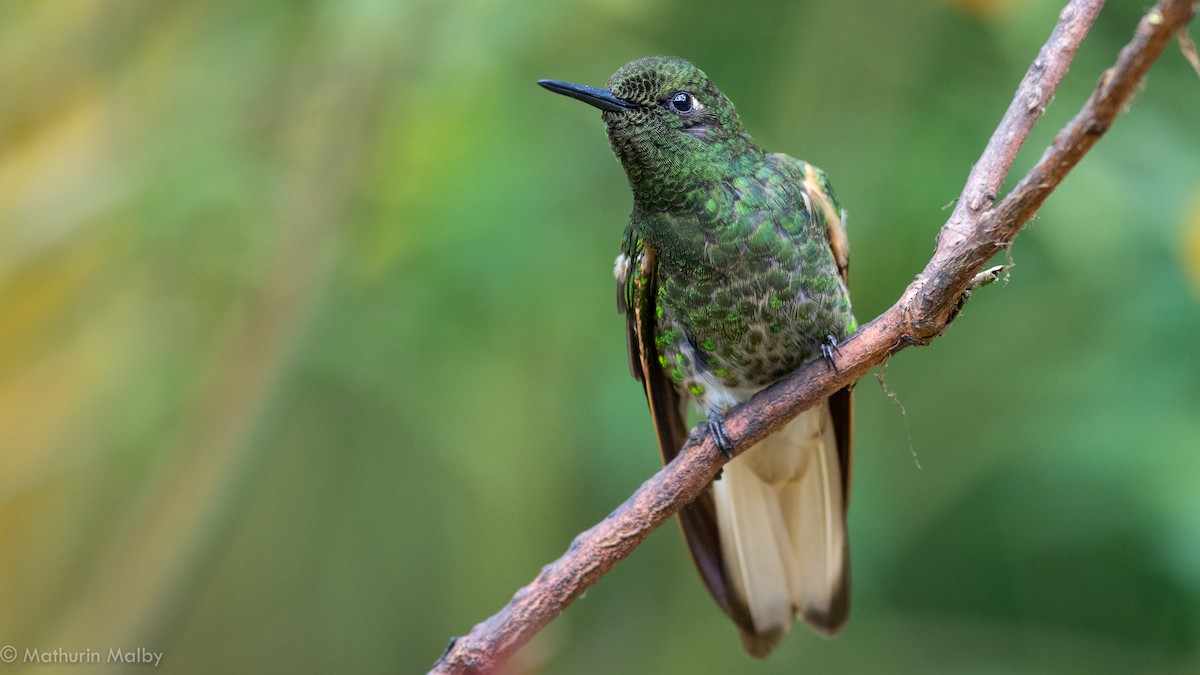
top-left (669, 92), bottom-right (695, 113)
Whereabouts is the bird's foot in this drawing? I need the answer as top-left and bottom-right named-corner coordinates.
top-left (820, 335), bottom-right (841, 371)
top-left (707, 412), bottom-right (735, 459)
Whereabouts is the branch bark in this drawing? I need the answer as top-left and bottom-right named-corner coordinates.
top-left (432, 1), bottom-right (1197, 672)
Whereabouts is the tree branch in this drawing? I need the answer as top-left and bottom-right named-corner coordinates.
top-left (431, 1), bottom-right (1197, 672)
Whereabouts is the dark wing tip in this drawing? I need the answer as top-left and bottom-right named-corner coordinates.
top-left (736, 625), bottom-right (786, 659)
top-left (801, 567), bottom-right (851, 637)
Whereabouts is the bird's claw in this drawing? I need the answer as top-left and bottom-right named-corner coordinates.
top-left (707, 414), bottom-right (735, 459)
top-left (820, 335), bottom-right (841, 371)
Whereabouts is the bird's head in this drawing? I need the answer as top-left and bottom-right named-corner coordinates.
top-left (540, 56), bottom-right (756, 206)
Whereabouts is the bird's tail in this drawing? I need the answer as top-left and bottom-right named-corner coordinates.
top-left (711, 400), bottom-right (849, 657)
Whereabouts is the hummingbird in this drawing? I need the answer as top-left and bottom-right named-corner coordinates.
top-left (539, 56), bottom-right (855, 657)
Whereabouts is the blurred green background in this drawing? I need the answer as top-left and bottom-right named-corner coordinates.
top-left (2, 0), bottom-right (1198, 673)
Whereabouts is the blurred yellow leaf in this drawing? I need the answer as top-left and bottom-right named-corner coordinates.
top-left (1183, 190), bottom-right (1200, 296)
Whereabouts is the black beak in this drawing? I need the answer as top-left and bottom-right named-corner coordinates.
top-left (537, 79), bottom-right (638, 113)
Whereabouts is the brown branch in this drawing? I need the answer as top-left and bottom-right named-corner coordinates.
top-left (431, 1), bottom-right (1197, 672)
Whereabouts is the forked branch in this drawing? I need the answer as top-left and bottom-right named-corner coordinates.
top-left (432, 1), bottom-right (1198, 672)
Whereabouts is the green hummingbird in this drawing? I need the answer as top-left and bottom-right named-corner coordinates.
top-left (539, 56), bottom-right (855, 658)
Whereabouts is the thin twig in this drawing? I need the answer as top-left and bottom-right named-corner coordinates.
top-left (909, 0), bottom-right (1104, 330)
top-left (431, 1), bottom-right (1197, 672)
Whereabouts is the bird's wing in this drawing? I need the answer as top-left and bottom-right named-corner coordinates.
top-left (802, 163), bottom-right (850, 284)
top-left (617, 237), bottom-right (756, 632)
top-left (799, 162), bottom-right (854, 505)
